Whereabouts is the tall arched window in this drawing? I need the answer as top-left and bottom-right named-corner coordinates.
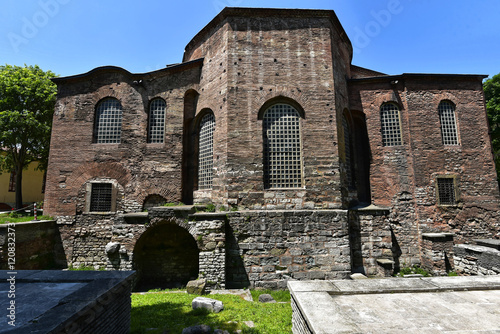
top-left (439, 101), bottom-right (459, 145)
top-left (380, 103), bottom-right (402, 146)
top-left (148, 98), bottom-right (166, 143)
top-left (198, 113), bottom-right (215, 190)
top-left (94, 98), bottom-right (122, 143)
top-left (263, 103), bottom-right (303, 189)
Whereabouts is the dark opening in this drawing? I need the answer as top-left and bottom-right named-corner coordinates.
top-left (181, 90), bottom-right (199, 204)
top-left (133, 222), bottom-right (199, 291)
top-left (352, 111), bottom-right (372, 204)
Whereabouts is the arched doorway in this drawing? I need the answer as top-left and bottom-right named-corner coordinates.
top-left (133, 221), bottom-right (199, 291)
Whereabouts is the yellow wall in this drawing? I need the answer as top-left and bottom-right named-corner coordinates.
top-left (0, 161), bottom-right (45, 208)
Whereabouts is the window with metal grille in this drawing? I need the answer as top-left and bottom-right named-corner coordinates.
top-left (439, 101), bottom-right (459, 145)
top-left (148, 98), bottom-right (166, 143)
top-left (437, 177), bottom-right (456, 205)
top-left (342, 115), bottom-right (354, 188)
top-left (263, 104), bottom-right (303, 189)
top-left (198, 113), bottom-right (215, 190)
top-left (380, 103), bottom-right (402, 146)
top-left (90, 183), bottom-right (113, 212)
top-left (94, 98), bottom-right (122, 144)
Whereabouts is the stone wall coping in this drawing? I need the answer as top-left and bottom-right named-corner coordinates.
top-left (454, 243), bottom-right (500, 255)
top-left (289, 276), bottom-right (500, 297)
top-left (227, 209), bottom-right (348, 214)
top-left (122, 212), bottom-right (148, 218)
top-left (190, 212), bottom-right (228, 219)
top-left (475, 239), bottom-right (500, 251)
top-left (289, 276), bottom-right (500, 334)
top-left (422, 232), bottom-right (454, 240)
top-left (0, 220), bottom-right (56, 228)
top-left (0, 270), bottom-right (135, 333)
top-left (351, 204), bottom-right (391, 213)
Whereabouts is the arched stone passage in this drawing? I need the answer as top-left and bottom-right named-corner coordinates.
top-left (133, 220), bottom-right (199, 291)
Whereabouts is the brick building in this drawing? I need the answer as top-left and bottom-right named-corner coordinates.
top-left (44, 8), bottom-right (500, 289)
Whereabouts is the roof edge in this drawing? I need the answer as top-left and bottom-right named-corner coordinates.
top-left (348, 73), bottom-right (488, 83)
top-left (51, 58), bottom-right (204, 84)
top-left (183, 7), bottom-right (352, 63)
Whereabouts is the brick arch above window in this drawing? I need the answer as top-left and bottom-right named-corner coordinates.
top-left (258, 96), bottom-right (305, 120)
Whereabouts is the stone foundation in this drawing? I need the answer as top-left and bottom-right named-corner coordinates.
top-left (454, 240), bottom-right (500, 275)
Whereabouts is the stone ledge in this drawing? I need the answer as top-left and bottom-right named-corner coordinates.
top-left (455, 243), bottom-right (500, 255)
top-left (122, 212), bottom-right (149, 224)
top-left (0, 270), bottom-right (135, 333)
top-left (289, 276), bottom-right (500, 334)
top-left (422, 233), bottom-right (454, 241)
top-left (351, 204), bottom-right (391, 215)
top-left (289, 275), bottom-right (500, 296)
top-left (475, 239), bottom-right (500, 251)
top-left (376, 258), bottom-right (395, 266)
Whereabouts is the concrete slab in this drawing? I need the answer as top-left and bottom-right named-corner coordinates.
top-left (289, 276), bottom-right (500, 334)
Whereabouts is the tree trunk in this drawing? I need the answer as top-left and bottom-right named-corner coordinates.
top-left (15, 164), bottom-right (23, 209)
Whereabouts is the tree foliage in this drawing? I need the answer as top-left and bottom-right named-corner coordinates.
top-left (0, 64), bottom-right (57, 208)
top-left (484, 73), bottom-right (500, 181)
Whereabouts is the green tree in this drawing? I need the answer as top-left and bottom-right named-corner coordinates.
top-left (0, 64), bottom-right (57, 209)
top-left (484, 73), bottom-right (500, 181)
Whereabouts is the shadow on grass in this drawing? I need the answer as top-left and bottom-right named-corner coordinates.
top-left (131, 299), bottom-right (261, 334)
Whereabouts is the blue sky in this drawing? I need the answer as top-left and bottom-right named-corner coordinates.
top-left (1, 0), bottom-right (499, 78)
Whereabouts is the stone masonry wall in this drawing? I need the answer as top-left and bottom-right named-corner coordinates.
top-left (226, 210), bottom-right (351, 289)
top-left (57, 207), bottom-right (227, 290)
top-left (454, 243), bottom-right (500, 275)
top-left (0, 220), bottom-right (66, 270)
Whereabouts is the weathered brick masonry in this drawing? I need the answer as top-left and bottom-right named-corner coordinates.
top-left (44, 7), bottom-right (500, 288)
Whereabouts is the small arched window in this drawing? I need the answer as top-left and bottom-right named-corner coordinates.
top-left (198, 113), bottom-right (215, 190)
top-left (148, 98), bottom-right (166, 143)
top-left (380, 103), bottom-right (402, 146)
top-left (263, 103), bottom-right (303, 189)
top-left (94, 98), bottom-right (122, 144)
top-left (438, 101), bottom-right (459, 145)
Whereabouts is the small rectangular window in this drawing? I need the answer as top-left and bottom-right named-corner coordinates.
top-left (90, 183), bottom-right (113, 212)
top-left (437, 177), bottom-right (456, 205)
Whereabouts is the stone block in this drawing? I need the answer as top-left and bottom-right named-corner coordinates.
top-left (187, 279), bottom-right (207, 295)
top-left (192, 297), bottom-right (224, 313)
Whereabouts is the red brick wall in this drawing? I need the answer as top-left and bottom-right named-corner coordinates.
top-left (45, 65), bottom-right (202, 216)
top-left (349, 75), bottom-right (500, 247)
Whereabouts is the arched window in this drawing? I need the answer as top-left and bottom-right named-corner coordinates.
top-left (148, 98), bottom-right (166, 143)
top-left (263, 103), bottom-right (303, 189)
top-left (198, 113), bottom-right (215, 190)
top-left (94, 98), bottom-right (122, 143)
top-left (438, 101), bottom-right (459, 145)
top-left (380, 103), bottom-right (402, 146)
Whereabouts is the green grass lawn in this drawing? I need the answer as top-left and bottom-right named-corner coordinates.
top-left (0, 213), bottom-right (52, 224)
top-left (131, 290), bottom-right (292, 334)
